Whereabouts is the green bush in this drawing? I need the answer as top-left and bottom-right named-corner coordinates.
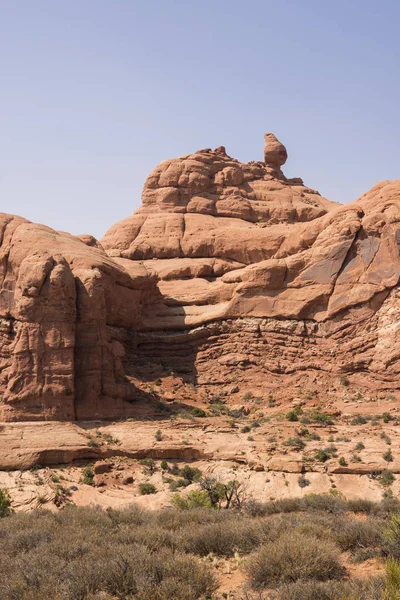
top-left (380, 469), bottom-right (395, 487)
top-left (309, 410), bottom-right (334, 426)
top-left (383, 449), bottom-right (394, 462)
top-left (169, 478), bottom-right (190, 492)
top-left (81, 467), bottom-right (94, 486)
top-left (140, 458), bottom-right (156, 474)
top-left (351, 415), bottom-right (368, 425)
top-left (382, 412), bottom-right (393, 423)
top-left (0, 488), bottom-right (12, 518)
top-left (179, 465), bottom-right (202, 483)
top-left (190, 407), bottom-right (207, 418)
top-left (139, 483), bottom-right (157, 495)
top-left (171, 491), bottom-right (212, 510)
top-left (283, 437), bottom-right (305, 450)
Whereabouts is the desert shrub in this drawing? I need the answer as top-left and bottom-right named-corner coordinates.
top-left (160, 459), bottom-right (169, 471)
top-left (181, 519), bottom-right (262, 556)
top-left (338, 456), bottom-right (347, 466)
top-left (309, 410), bottom-right (334, 426)
top-left (244, 499), bottom-right (272, 517)
top-left (0, 488), bottom-right (12, 518)
top-left (283, 437), bottom-right (305, 450)
top-left (278, 577), bottom-right (385, 600)
top-left (347, 498), bottom-right (381, 515)
top-left (81, 466), bottom-right (94, 486)
top-left (171, 491), bottom-right (212, 510)
top-left (241, 425), bottom-right (251, 433)
top-left (191, 406), bottom-right (207, 417)
top-left (87, 438), bottom-right (99, 448)
top-left (380, 469), bottom-right (395, 487)
top-left (380, 495), bottom-right (400, 515)
top-left (351, 415), bottom-right (368, 425)
top-left (179, 465), bottom-right (202, 483)
top-left (315, 450), bottom-right (330, 462)
top-left (229, 409), bottom-right (243, 419)
top-left (355, 441), bottom-right (365, 451)
top-left (298, 475), bottom-right (310, 488)
top-left (381, 432), bottom-right (392, 445)
top-left (383, 449), bottom-right (394, 462)
top-left (140, 458), bottom-right (156, 474)
top-left (138, 483), bottom-right (157, 495)
top-left (340, 374), bottom-right (350, 386)
top-left (154, 429), bottom-right (162, 441)
top-left (382, 412), bottom-right (393, 423)
top-left (245, 531), bottom-right (343, 587)
top-left (286, 411), bottom-right (299, 422)
top-left (154, 507), bottom-right (233, 532)
top-left (302, 493), bottom-right (346, 514)
top-left (333, 517), bottom-right (384, 551)
top-left (169, 478), bottom-right (190, 491)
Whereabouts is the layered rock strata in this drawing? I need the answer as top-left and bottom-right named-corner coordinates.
top-left (0, 133), bottom-right (399, 421)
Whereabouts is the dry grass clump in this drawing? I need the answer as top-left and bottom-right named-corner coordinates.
top-left (277, 577), bottom-right (385, 600)
top-left (244, 493), bottom-right (400, 518)
top-left (245, 531), bottom-right (344, 588)
top-left (0, 506), bottom-right (217, 600)
top-left (180, 519), bottom-right (262, 556)
top-left (2, 494), bottom-right (400, 599)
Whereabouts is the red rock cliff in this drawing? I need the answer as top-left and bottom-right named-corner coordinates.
top-left (1, 134), bottom-right (399, 421)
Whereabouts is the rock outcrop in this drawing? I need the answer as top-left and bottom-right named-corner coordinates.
top-left (0, 133), bottom-right (399, 421)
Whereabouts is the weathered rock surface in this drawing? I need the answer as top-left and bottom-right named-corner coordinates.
top-left (0, 133), bottom-right (399, 421)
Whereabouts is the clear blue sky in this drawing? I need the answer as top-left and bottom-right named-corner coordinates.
top-left (1, 0), bottom-right (399, 238)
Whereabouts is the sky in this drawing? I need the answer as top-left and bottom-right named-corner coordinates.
top-left (1, 0), bottom-right (399, 239)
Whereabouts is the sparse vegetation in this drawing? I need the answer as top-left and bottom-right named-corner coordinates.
top-left (190, 406), bottom-right (207, 418)
top-left (380, 469), bottom-right (395, 487)
top-left (0, 488), bottom-right (12, 517)
top-left (140, 458), bottom-right (156, 474)
top-left (283, 437), bottom-right (306, 450)
top-left (298, 475), bottom-right (310, 488)
top-left (138, 483), bottom-right (157, 495)
top-left (351, 414), bottom-right (368, 425)
top-left (179, 464), bottom-right (202, 483)
top-left (81, 466), bottom-right (94, 486)
top-left (245, 531), bottom-right (344, 587)
top-left (381, 432), bottom-right (392, 445)
top-left (340, 374), bottom-right (350, 386)
top-left (383, 449), bottom-right (394, 463)
top-left (382, 412), bottom-right (393, 423)
top-left (1, 494), bottom-right (400, 598)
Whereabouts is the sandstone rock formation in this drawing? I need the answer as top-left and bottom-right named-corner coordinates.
top-left (0, 133), bottom-right (399, 421)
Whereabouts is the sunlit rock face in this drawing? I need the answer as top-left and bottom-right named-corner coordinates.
top-left (1, 134), bottom-right (399, 421)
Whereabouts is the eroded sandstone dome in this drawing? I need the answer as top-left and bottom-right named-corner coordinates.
top-left (0, 134), bottom-right (399, 421)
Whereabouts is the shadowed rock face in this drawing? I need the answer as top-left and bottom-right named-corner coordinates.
top-left (1, 134), bottom-right (399, 421)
